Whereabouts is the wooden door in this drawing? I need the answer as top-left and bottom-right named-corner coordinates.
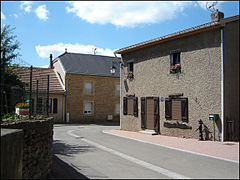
top-left (146, 98), bottom-right (155, 130)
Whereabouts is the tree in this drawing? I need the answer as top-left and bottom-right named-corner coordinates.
top-left (1, 25), bottom-right (20, 65)
top-left (1, 25), bottom-right (23, 119)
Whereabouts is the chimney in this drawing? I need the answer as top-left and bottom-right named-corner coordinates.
top-left (49, 54), bottom-right (53, 69)
top-left (211, 9), bottom-right (224, 22)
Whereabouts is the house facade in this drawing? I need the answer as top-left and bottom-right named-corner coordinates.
top-left (115, 12), bottom-right (239, 141)
top-left (13, 67), bottom-right (65, 122)
top-left (52, 52), bottom-right (120, 123)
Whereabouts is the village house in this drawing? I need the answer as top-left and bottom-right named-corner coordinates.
top-left (52, 51), bottom-right (120, 123)
top-left (13, 67), bottom-right (65, 122)
top-left (114, 11), bottom-right (239, 141)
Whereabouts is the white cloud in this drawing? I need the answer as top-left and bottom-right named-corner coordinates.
top-left (66, 1), bottom-right (193, 27)
top-left (20, 1), bottom-right (33, 13)
top-left (35, 5), bottom-right (49, 20)
top-left (40, 65), bottom-right (50, 68)
top-left (1, 11), bottom-right (6, 20)
top-left (35, 43), bottom-right (115, 59)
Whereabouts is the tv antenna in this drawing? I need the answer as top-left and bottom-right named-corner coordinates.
top-left (93, 48), bottom-right (97, 55)
top-left (206, 1), bottom-right (218, 12)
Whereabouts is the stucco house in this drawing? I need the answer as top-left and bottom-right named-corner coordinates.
top-left (13, 67), bottom-right (65, 122)
top-left (52, 51), bottom-right (120, 123)
top-left (114, 11), bottom-right (239, 142)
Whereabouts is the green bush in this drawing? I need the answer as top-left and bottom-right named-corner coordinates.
top-left (2, 113), bottom-right (15, 120)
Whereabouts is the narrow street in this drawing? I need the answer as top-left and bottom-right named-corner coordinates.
top-left (51, 124), bottom-right (239, 179)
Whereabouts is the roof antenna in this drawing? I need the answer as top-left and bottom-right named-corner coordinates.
top-left (93, 48), bottom-right (97, 55)
top-left (206, 1), bottom-right (217, 12)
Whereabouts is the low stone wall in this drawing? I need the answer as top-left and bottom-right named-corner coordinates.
top-left (1, 117), bottom-right (53, 179)
top-left (1, 128), bottom-right (23, 179)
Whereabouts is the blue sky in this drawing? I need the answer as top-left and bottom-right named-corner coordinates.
top-left (1, 1), bottom-right (239, 67)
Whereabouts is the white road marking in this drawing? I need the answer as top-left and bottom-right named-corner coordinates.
top-left (103, 130), bottom-right (239, 164)
top-left (67, 130), bottom-right (191, 179)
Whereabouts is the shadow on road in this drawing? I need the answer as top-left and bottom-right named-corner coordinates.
top-left (53, 140), bottom-right (95, 156)
top-left (50, 155), bottom-right (89, 179)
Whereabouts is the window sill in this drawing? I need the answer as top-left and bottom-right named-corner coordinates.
top-left (163, 121), bottom-right (191, 129)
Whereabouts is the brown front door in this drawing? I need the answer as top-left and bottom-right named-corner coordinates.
top-left (146, 98), bottom-right (155, 130)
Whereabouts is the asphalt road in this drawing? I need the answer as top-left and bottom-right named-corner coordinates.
top-left (50, 123), bottom-right (239, 179)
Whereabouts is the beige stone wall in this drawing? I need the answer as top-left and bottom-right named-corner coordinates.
top-left (49, 93), bottom-right (64, 123)
top-left (66, 74), bottom-right (120, 123)
top-left (121, 28), bottom-right (223, 140)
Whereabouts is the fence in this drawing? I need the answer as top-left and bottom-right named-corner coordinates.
top-left (1, 65), bottom-right (50, 120)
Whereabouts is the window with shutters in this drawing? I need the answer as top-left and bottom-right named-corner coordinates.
top-left (123, 96), bottom-right (138, 117)
top-left (165, 97), bottom-right (188, 122)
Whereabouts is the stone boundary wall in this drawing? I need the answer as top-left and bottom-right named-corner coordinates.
top-left (1, 128), bottom-right (23, 179)
top-left (1, 117), bottom-right (53, 179)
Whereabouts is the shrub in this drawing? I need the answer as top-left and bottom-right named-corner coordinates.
top-left (2, 113), bottom-right (15, 120)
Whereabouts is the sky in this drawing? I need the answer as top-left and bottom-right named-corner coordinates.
top-left (1, 1), bottom-right (239, 68)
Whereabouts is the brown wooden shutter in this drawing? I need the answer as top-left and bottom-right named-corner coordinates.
top-left (133, 97), bottom-right (138, 117)
top-left (141, 97), bottom-right (146, 129)
top-left (172, 100), bottom-right (181, 120)
top-left (128, 98), bottom-right (134, 115)
top-left (181, 98), bottom-right (188, 122)
top-left (154, 97), bottom-right (159, 132)
top-left (123, 97), bottom-right (128, 115)
top-left (165, 98), bottom-right (172, 119)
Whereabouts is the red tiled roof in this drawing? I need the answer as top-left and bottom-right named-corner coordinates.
top-left (13, 67), bottom-right (65, 94)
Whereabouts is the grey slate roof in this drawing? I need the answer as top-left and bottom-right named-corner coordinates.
top-left (56, 52), bottom-right (120, 77)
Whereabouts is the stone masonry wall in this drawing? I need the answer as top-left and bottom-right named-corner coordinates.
top-left (121, 28), bottom-right (222, 140)
top-left (1, 128), bottom-right (23, 179)
top-left (1, 118), bottom-right (53, 179)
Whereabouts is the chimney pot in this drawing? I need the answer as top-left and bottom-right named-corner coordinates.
top-left (49, 54), bottom-right (53, 69)
top-left (211, 9), bottom-right (224, 22)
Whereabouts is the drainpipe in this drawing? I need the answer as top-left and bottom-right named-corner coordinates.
top-left (221, 27), bottom-right (224, 142)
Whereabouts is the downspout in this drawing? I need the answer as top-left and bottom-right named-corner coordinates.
top-left (114, 52), bottom-right (122, 130)
top-left (221, 27), bottom-right (224, 142)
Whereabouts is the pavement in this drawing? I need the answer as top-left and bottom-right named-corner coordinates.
top-left (103, 129), bottom-right (239, 163)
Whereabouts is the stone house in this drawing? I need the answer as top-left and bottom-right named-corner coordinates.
top-left (114, 11), bottom-right (239, 141)
top-left (52, 51), bottom-right (120, 123)
top-left (13, 67), bottom-right (65, 122)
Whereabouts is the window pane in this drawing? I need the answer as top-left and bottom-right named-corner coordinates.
top-left (85, 82), bottom-right (92, 94)
top-left (116, 104), bottom-right (120, 115)
top-left (84, 102), bottom-right (92, 115)
top-left (53, 98), bottom-right (58, 113)
top-left (116, 84), bottom-right (120, 96)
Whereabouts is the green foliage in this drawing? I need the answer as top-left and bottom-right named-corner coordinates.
top-left (1, 25), bottom-right (20, 65)
top-left (2, 113), bottom-right (15, 120)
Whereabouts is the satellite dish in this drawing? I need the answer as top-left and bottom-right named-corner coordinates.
top-left (206, 1), bottom-right (218, 12)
